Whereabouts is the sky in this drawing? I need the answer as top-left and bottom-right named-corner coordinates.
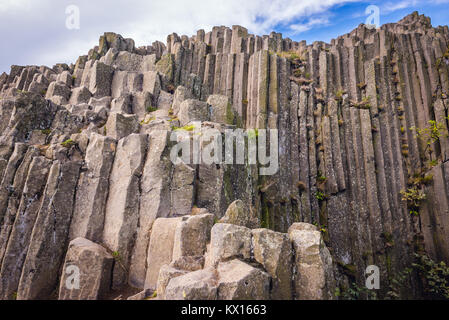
top-left (0, 0), bottom-right (448, 74)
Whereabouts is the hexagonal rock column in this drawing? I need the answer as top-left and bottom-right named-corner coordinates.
top-left (178, 99), bottom-right (209, 126)
top-left (252, 228), bottom-right (293, 300)
top-left (288, 223), bottom-right (336, 300)
top-left (58, 238), bottom-right (113, 300)
top-left (172, 213), bottom-right (214, 261)
top-left (143, 217), bottom-right (183, 291)
top-left (105, 112), bottom-right (140, 141)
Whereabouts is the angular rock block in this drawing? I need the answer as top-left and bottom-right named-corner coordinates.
top-left (45, 81), bottom-right (71, 104)
top-left (105, 112), bottom-right (139, 140)
top-left (69, 86), bottom-right (92, 105)
top-left (219, 200), bottom-right (252, 227)
top-left (207, 223), bottom-right (252, 266)
top-left (172, 213), bottom-right (214, 260)
top-left (155, 53), bottom-right (175, 83)
top-left (172, 85), bottom-right (191, 114)
top-left (252, 228), bottom-right (293, 300)
top-left (58, 238), bottom-right (113, 300)
top-left (88, 61), bottom-right (114, 98)
top-left (164, 268), bottom-right (218, 300)
top-left (156, 265), bottom-right (188, 300)
top-left (178, 99), bottom-right (209, 126)
top-left (288, 223), bottom-right (335, 300)
top-left (207, 94), bottom-right (235, 125)
top-left (217, 259), bottom-right (270, 300)
top-left (170, 256), bottom-right (205, 272)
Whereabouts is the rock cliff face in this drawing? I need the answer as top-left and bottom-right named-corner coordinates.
top-left (0, 11), bottom-right (448, 300)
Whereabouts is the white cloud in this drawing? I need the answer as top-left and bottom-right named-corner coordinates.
top-left (290, 17), bottom-right (330, 34)
top-left (381, 0), bottom-right (419, 14)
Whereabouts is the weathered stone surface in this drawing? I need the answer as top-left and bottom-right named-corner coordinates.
top-left (170, 161), bottom-right (195, 216)
top-left (164, 268), bottom-right (218, 300)
top-left (17, 161), bottom-right (81, 300)
top-left (45, 81), bottom-right (71, 104)
top-left (289, 224), bottom-right (335, 300)
top-left (88, 61), bottom-right (114, 98)
top-left (156, 265), bottom-right (188, 300)
top-left (157, 90), bottom-right (174, 110)
top-left (172, 85), bottom-right (191, 114)
top-left (69, 133), bottom-right (116, 242)
top-left (178, 99), bottom-right (209, 126)
top-left (207, 223), bottom-right (252, 267)
top-left (69, 86), bottom-right (92, 105)
top-left (58, 238), bottom-right (113, 300)
top-left (207, 94), bottom-right (235, 125)
top-left (170, 256), bottom-right (205, 272)
top-left (129, 129), bottom-right (172, 288)
top-left (156, 53), bottom-right (175, 82)
top-left (144, 217), bottom-right (183, 290)
top-left (219, 200), bottom-right (252, 227)
top-left (102, 133), bottom-right (147, 289)
top-left (105, 112), bottom-right (139, 140)
top-left (217, 259), bottom-right (270, 300)
top-left (252, 228), bottom-right (293, 299)
top-left (2, 14), bottom-right (449, 301)
top-left (0, 156), bottom-right (51, 300)
top-left (172, 214), bottom-right (214, 260)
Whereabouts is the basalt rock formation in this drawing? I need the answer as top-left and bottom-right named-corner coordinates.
top-left (0, 11), bottom-right (448, 300)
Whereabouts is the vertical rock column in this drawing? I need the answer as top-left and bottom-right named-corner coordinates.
top-left (17, 160), bottom-right (81, 300)
top-left (129, 129), bottom-right (172, 288)
top-left (102, 133), bottom-right (148, 289)
top-left (69, 133), bottom-right (117, 242)
top-left (0, 156), bottom-right (51, 300)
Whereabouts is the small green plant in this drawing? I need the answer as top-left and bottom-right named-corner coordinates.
top-left (411, 120), bottom-right (447, 163)
top-left (413, 254), bottom-right (449, 299)
top-left (41, 129), bottom-right (52, 135)
top-left (315, 191), bottom-right (326, 201)
top-left (12, 292), bottom-right (17, 300)
top-left (317, 172), bottom-right (327, 183)
top-left (338, 282), bottom-right (377, 300)
top-left (400, 185), bottom-right (426, 214)
top-left (277, 51), bottom-right (301, 61)
top-left (61, 139), bottom-right (76, 148)
top-left (112, 251), bottom-right (121, 260)
top-left (335, 90), bottom-right (345, 101)
top-left (173, 124), bottom-right (196, 132)
top-left (146, 105), bottom-right (157, 113)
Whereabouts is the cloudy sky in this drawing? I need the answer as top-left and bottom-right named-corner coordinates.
top-left (1, 0), bottom-right (448, 74)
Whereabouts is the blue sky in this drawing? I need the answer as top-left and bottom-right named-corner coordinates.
top-left (0, 0), bottom-right (448, 74)
top-left (279, 0), bottom-right (449, 43)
